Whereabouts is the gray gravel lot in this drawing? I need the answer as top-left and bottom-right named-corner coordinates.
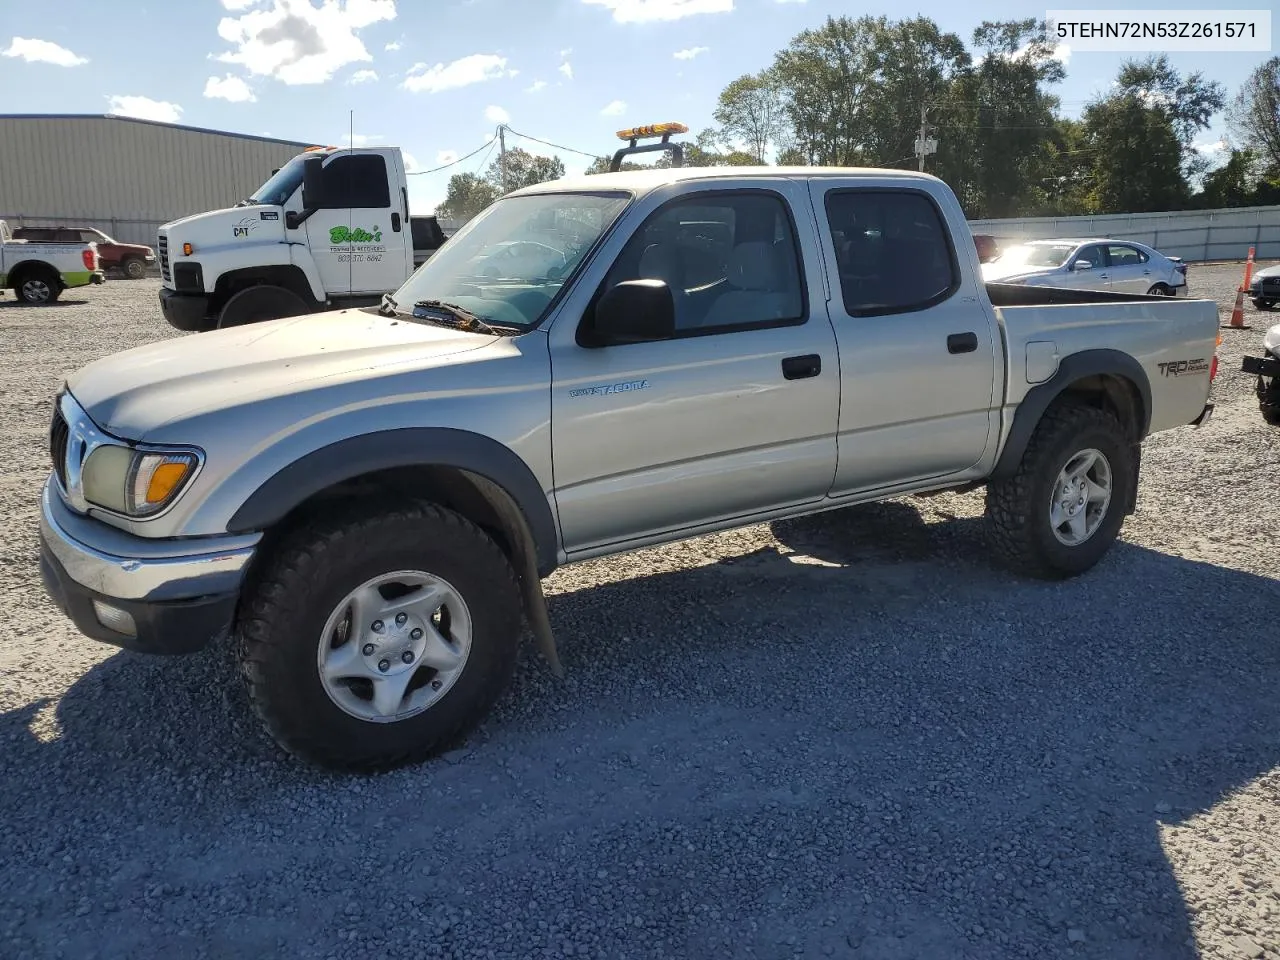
top-left (2, 265), bottom-right (1279, 960)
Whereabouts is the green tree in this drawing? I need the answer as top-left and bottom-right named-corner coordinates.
top-left (1112, 54), bottom-right (1226, 180)
top-left (1228, 56), bottom-right (1280, 170)
top-left (945, 19), bottom-right (1067, 218)
top-left (713, 71), bottom-right (785, 162)
top-left (1082, 91), bottom-right (1188, 213)
top-left (485, 147), bottom-right (566, 192)
top-left (769, 15), bottom-right (968, 167)
top-left (434, 172), bottom-right (500, 222)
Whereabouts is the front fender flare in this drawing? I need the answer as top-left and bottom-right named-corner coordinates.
top-left (225, 428), bottom-right (559, 576)
top-left (991, 348), bottom-right (1152, 482)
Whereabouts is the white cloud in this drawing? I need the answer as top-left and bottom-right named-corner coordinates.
top-left (203, 74), bottom-right (257, 102)
top-left (221, 0), bottom-right (263, 9)
top-left (402, 151), bottom-right (420, 172)
top-left (581, 0), bottom-right (733, 23)
top-left (601, 99), bottom-right (627, 116)
top-left (673, 46), bottom-right (708, 60)
top-left (341, 133), bottom-right (382, 145)
top-left (402, 53), bottom-right (508, 93)
top-left (107, 95), bottom-right (183, 123)
top-left (2, 37), bottom-right (88, 67)
top-left (348, 68), bottom-right (378, 83)
top-left (385, 39), bottom-right (401, 50)
top-left (436, 149), bottom-right (459, 165)
top-left (485, 105), bottom-right (511, 124)
top-left (559, 60), bottom-right (573, 79)
top-left (526, 79), bottom-right (548, 93)
top-left (1194, 138), bottom-right (1227, 155)
top-left (215, 0), bottom-right (397, 85)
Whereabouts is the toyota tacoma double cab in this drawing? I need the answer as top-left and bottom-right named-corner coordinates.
top-left (37, 160), bottom-right (1220, 771)
top-left (1, 219), bottom-right (104, 304)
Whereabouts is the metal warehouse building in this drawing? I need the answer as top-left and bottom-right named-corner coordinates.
top-left (0, 114), bottom-right (314, 247)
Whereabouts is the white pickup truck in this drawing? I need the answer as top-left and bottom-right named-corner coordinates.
top-left (1, 219), bottom-right (104, 304)
top-left (38, 151), bottom-right (1221, 772)
top-left (156, 146), bottom-right (446, 332)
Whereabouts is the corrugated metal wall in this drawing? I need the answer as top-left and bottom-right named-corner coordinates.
top-left (968, 205), bottom-right (1280, 263)
top-left (0, 115), bottom-right (312, 246)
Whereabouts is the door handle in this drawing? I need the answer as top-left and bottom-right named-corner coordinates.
top-left (781, 354), bottom-right (821, 379)
top-left (947, 332), bottom-right (978, 354)
top-left (391, 212), bottom-right (402, 232)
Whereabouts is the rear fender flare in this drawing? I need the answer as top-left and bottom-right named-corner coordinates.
top-left (992, 348), bottom-right (1152, 483)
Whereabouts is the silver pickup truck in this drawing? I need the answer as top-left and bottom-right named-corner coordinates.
top-left (37, 165), bottom-right (1220, 771)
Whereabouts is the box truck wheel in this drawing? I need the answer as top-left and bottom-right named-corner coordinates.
top-left (218, 284), bottom-right (310, 328)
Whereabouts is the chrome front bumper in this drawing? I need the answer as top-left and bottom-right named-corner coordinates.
top-left (38, 479), bottom-right (260, 653)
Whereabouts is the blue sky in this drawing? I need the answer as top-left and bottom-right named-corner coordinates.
top-left (0, 0), bottom-right (1273, 213)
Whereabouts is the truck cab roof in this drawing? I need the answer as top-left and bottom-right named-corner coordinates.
top-left (511, 165), bottom-right (948, 199)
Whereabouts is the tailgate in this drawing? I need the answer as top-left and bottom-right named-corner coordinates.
top-left (994, 297), bottom-right (1220, 435)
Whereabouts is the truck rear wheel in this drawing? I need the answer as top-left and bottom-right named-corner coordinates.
top-left (217, 284), bottom-right (310, 328)
top-left (14, 268), bottom-right (61, 305)
top-left (236, 501), bottom-right (523, 771)
top-left (985, 401), bottom-right (1134, 579)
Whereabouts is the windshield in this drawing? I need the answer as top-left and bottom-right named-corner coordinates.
top-left (388, 191), bottom-right (632, 329)
top-left (249, 154), bottom-right (306, 206)
top-left (993, 243), bottom-right (1076, 268)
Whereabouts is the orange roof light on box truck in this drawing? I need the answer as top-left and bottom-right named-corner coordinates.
top-left (615, 122), bottom-right (688, 141)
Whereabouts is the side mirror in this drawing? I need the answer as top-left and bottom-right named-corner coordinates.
top-left (1071, 260), bottom-right (1092, 271)
top-left (592, 279), bottom-right (675, 344)
top-left (301, 155), bottom-right (326, 209)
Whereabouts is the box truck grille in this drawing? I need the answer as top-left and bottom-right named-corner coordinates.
top-left (157, 234), bottom-right (170, 281)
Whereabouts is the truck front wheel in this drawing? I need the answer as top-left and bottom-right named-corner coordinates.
top-left (236, 501), bottom-right (523, 771)
top-left (217, 284), bottom-right (310, 328)
top-left (985, 401), bottom-right (1135, 579)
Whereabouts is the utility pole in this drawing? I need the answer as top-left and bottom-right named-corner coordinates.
top-left (914, 103), bottom-right (937, 172)
top-left (498, 125), bottom-right (508, 192)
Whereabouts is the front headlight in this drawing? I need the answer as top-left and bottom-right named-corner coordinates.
top-left (81, 444), bottom-right (200, 517)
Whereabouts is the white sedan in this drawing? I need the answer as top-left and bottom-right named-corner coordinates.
top-left (981, 238), bottom-right (1188, 296)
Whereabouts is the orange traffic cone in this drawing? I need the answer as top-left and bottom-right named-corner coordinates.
top-left (1223, 285), bottom-right (1251, 330)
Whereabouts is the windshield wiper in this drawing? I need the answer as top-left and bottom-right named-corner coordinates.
top-left (411, 300), bottom-right (522, 335)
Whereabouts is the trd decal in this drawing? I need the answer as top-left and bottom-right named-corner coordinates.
top-left (568, 379), bottom-right (651, 398)
top-left (1157, 359), bottom-right (1209, 377)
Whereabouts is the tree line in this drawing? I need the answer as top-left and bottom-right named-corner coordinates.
top-left (435, 16), bottom-right (1280, 223)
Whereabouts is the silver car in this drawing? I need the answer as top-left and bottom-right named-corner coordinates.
top-left (981, 238), bottom-right (1188, 296)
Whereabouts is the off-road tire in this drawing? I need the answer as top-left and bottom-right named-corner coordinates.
top-left (1253, 298), bottom-right (1276, 311)
top-left (1261, 404), bottom-right (1280, 426)
top-left (235, 500), bottom-right (523, 771)
top-left (123, 258), bottom-right (147, 280)
top-left (985, 401), bottom-right (1134, 580)
top-left (217, 284), bottom-right (310, 328)
top-left (14, 267), bottom-right (61, 305)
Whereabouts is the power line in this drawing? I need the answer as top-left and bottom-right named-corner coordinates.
top-left (502, 125), bottom-right (599, 159)
top-left (406, 134), bottom-right (498, 176)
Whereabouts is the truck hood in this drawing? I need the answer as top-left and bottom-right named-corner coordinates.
top-left (67, 309), bottom-right (500, 440)
top-left (160, 204), bottom-right (285, 247)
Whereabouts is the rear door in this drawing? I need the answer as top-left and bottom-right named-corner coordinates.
top-left (548, 181), bottom-right (841, 553)
top-left (1103, 243), bottom-right (1155, 293)
top-left (807, 179), bottom-right (999, 493)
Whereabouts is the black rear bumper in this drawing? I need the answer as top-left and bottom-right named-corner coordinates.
top-left (39, 531), bottom-right (237, 655)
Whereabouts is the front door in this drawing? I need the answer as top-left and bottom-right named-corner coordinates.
top-left (808, 180), bottom-right (1000, 494)
top-left (304, 150), bottom-right (410, 298)
top-left (549, 184), bottom-right (841, 554)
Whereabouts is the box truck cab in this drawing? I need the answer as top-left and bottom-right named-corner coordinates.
top-left (157, 145), bottom-right (444, 332)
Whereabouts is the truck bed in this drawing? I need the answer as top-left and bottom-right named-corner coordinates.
top-left (986, 281), bottom-right (1173, 307)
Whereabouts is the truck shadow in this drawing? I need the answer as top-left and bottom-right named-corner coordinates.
top-left (0, 298), bottom-right (92, 309)
top-left (3, 499), bottom-right (1278, 958)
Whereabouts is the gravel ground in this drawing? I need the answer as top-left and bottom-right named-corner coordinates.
top-left (1, 266), bottom-right (1279, 960)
